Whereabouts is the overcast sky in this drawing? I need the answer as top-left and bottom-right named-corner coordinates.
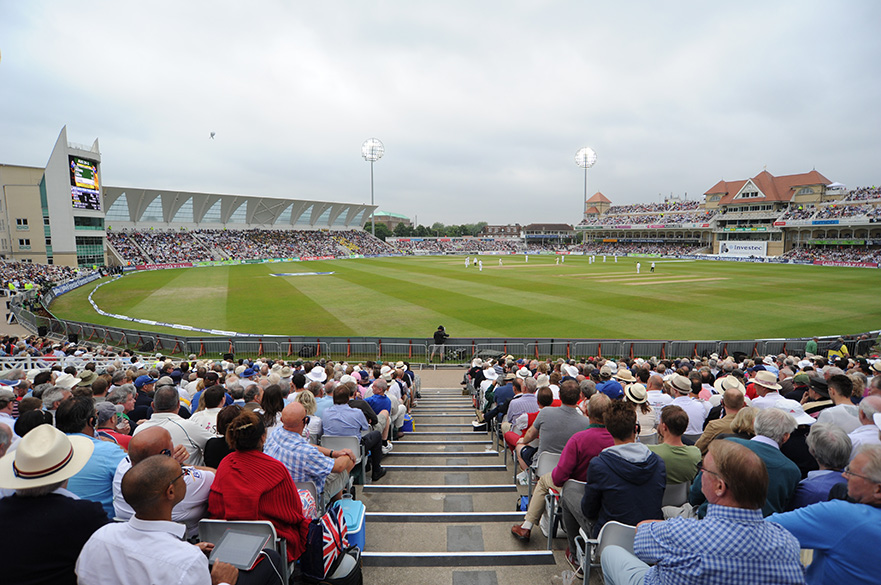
top-left (1, 1), bottom-right (879, 225)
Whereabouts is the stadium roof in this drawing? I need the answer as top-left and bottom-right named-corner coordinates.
top-left (374, 211), bottom-right (410, 219)
top-left (586, 192), bottom-right (611, 203)
top-left (705, 170), bottom-right (831, 205)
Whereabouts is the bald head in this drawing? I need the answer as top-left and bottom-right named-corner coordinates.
top-left (722, 387), bottom-right (745, 413)
top-left (128, 426), bottom-right (174, 465)
top-left (281, 401), bottom-right (307, 433)
top-left (121, 454), bottom-right (183, 515)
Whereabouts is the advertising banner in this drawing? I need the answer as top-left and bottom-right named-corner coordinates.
top-left (50, 272), bottom-right (102, 298)
top-left (812, 260), bottom-right (878, 268)
top-left (718, 242), bottom-right (768, 257)
top-left (135, 262), bottom-right (193, 271)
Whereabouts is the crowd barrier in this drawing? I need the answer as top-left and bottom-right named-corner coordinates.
top-left (6, 299), bottom-right (875, 370)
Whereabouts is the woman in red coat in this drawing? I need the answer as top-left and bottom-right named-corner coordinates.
top-left (208, 409), bottom-right (310, 562)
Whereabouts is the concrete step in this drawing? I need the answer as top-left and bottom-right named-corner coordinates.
top-left (358, 491), bottom-right (525, 514)
top-left (361, 551), bottom-right (556, 567)
top-left (363, 484), bottom-right (516, 493)
top-left (384, 464), bottom-right (508, 472)
top-left (367, 511), bottom-right (525, 523)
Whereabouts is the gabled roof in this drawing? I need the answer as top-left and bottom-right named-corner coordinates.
top-left (585, 206), bottom-right (600, 214)
top-left (706, 170), bottom-right (831, 206)
top-left (586, 192), bottom-right (611, 203)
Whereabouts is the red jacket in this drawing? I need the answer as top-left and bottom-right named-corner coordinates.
top-left (208, 449), bottom-right (309, 561)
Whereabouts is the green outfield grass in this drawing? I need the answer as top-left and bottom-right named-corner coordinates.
top-left (48, 255), bottom-right (881, 340)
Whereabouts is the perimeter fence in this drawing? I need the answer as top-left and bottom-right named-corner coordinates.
top-left (8, 301), bottom-right (877, 371)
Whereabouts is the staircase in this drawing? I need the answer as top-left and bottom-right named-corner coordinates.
top-left (360, 378), bottom-right (573, 585)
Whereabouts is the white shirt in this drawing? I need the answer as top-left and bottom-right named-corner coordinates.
top-left (751, 392), bottom-right (784, 410)
top-left (112, 457), bottom-right (214, 538)
top-left (188, 407), bottom-right (222, 435)
top-left (668, 394), bottom-right (709, 435)
top-left (817, 404), bottom-right (861, 434)
top-left (0, 412), bottom-right (20, 451)
top-left (76, 516), bottom-right (210, 585)
top-left (132, 413), bottom-right (215, 466)
top-left (848, 423), bottom-right (881, 459)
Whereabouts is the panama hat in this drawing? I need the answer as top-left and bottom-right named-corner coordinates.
top-left (772, 398), bottom-right (815, 426)
top-left (670, 374), bottom-right (693, 394)
top-left (753, 370), bottom-right (782, 391)
top-left (483, 367), bottom-right (499, 381)
top-left (624, 383), bottom-right (648, 404)
top-left (54, 373), bottom-right (79, 390)
top-left (0, 425), bottom-right (93, 490)
top-left (306, 366), bottom-right (327, 383)
top-left (614, 369), bottom-right (636, 384)
top-left (713, 375), bottom-right (746, 395)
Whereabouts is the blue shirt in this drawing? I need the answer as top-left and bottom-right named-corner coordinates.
top-left (637, 504), bottom-right (804, 585)
top-left (506, 393), bottom-right (538, 424)
top-left (322, 404), bottom-right (369, 438)
top-left (365, 394), bottom-right (391, 416)
top-left (789, 469), bottom-right (846, 510)
top-left (264, 426), bottom-right (335, 495)
top-left (769, 499), bottom-right (881, 585)
top-left (314, 396), bottom-right (334, 419)
top-left (66, 433), bottom-right (127, 518)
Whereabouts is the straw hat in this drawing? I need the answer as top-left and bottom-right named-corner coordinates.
top-left (624, 383), bottom-right (648, 404)
top-left (0, 425), bottom-right (93, 490)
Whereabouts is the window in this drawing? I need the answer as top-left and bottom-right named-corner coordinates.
top-left (74, 217), bottom-right (105, 230)
top-left (18, 238), bottom-right (31, 250)
top-left (797, 187), bottom-right (813, 195)
top-left (105, 193), bottom-right (131, 221)
top-left (15, 218), bottom-right (28, 230)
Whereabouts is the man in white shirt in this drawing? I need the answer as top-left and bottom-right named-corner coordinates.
top-left (817, 375), bottom-right (860, 434)
top-left (847, 396), bottom-right (881, 459)
top-left (112, 426), bottom-right (214, 537)
top-left (666, 374), bottom-right (708, 436)
top-left (133, 387), bottom-right (215, 466)
top-left (77, 455), bottom-right (265, 585)
top-left (189, 386), bottom-right (225, 435)
top-left (0, 388), bottom-right (20, 451)
top-left (751, 371), bottom-right (785, 410)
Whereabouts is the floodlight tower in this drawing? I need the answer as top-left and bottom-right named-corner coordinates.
top-left (575, 147), bottom-right (597, 217)
top-left (361, 138), bottom-right (384, 237)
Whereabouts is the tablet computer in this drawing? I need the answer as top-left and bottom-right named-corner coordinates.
top-left (208, 529), bottom-right (271, 570)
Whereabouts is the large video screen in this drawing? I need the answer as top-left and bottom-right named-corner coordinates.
top-left (70, 155), bottom-right (101, 211)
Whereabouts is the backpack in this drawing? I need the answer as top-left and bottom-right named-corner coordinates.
top-left (300, 504), bottom-right (348, 580)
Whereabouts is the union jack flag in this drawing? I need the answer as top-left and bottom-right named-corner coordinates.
top-left (321, 504), bottom-right (348, 575)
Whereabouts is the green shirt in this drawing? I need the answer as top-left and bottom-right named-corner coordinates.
top-left (805, 339), bottom-right (818, 355)
top-left (648, 443), bottom-right (701, 484)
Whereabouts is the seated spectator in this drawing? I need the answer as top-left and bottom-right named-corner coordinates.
top-left (188, 385), bottom-right (226, 435)
top-left (696, 385), bottom-right (746, 454)
top-left (691, 408), bottom-right (800, 517)
top-left (788, 423), bottom-right (850, 510)
top-left (623, 383), bottom-right (656, 439)
top-left (112, 426), bottom-right (214, 537)
top-left (203, 405), bottom-right (241, 469)
top-left (323, 385), bottom-right (386, 481)
top-left (505, 387), bottom-right (552, 464)
top-left (78, 454), bottom-right (281, 585)
top-left (294, 388), bottom-right (324, 442)
top-left (648, 405), bottom-right (701, 485)
top-left (581, 401), bottom-right (666, 538)
top-left (514, 393), bottom-right (612, 544)
top-left (849, 396), bottom-right (881, 457)
top-left (769, 444), bottom-right (881, 585)
top-left (817, 374), bottom-right (860, 433)
top-left (667, 374), bottom-right (709, 436)
top-left (133, 385), bottom-right (215, 466)
top-left (263, 402), bottom-right (355, 505)
top-left (55, 396), bottom-right (127, 518)
top-left (208, 410), bottom-right (310, 564)
top-left (0, 424), bottom-right (109, 585)
top-left (602, 440), bottom-right (804, 585)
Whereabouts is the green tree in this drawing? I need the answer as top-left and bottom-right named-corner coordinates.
top-left (364, 222), bottom-right (392, 241)
top-left (393, 222), bottom-right (414, 237)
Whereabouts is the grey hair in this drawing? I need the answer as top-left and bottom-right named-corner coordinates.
top-left (16, 480), bottom-right (65, 498)
top-left (152, 386), bottom-right (179, 412)
top-left (107, 384), bottom-right (135, 405)
top-left (753, 408), bottom-right (797, 444)
top-left (858, 396), bottom-right (881, 420)
top-left (805, 423), bottom-right (852, 470)
top-left (579, 379), bottom-right (596, 398)
top-left (524, 377), bottom-right (537, 393)
top-left (856, 444), bottom-right (881, 484)
top-left (0, 423), bottom-right (12, 453)
top-left (41, 387), bottom-right (67, 410)
top-left (372, 378), bottom-right (388, 392)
